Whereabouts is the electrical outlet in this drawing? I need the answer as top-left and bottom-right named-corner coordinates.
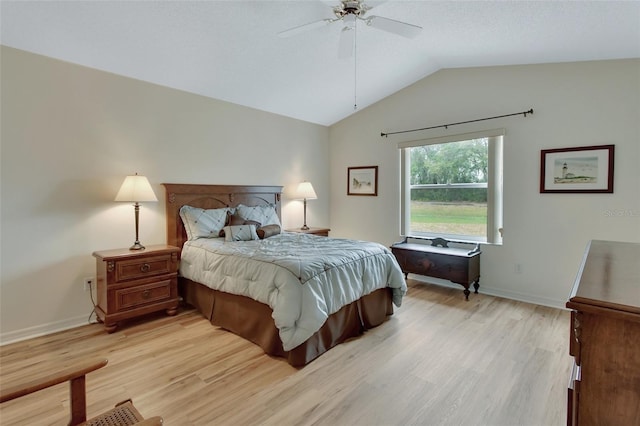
top-left (84, 277), bottom-right (95, 291)
top-left (514, 263), bottom-right (523, 274)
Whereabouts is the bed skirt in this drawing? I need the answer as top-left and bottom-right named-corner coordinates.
top-left (180, 278), bottom-right (394, 367)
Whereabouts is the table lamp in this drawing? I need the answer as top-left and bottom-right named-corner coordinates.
top-left (115, 173), bottom-right (158, 250)
top-left (294, 181), bottom-right (317, 230)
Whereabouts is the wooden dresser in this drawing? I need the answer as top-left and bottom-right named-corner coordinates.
top-left (566, 240), bottom-right (640, 426)
top-left (93, 244), bottom-right (180, 332)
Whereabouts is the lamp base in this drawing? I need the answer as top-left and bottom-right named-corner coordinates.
top-left (301, 198), bottom-right (310, 231)
top-left (129, 241), bottom-right (146, 250)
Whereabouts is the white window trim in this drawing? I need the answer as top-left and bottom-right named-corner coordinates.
top-left (397, 128), bottom-right (506, 149)
top-left (411, 183), bottom-right (487, 189)
top-left (399, 128), bottom-right (504, 244)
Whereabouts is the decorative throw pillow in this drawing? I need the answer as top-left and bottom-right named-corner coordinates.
top-left (223, 224), bottom-right (259, 242)
top-left (257, 224), bottom-right (281, 239)
top-left (236, 204), bottom-right (281, 227)
top-left (219, 212), bottom-right (261, 237)
top-left (180, 205), bottom-right (230, 241)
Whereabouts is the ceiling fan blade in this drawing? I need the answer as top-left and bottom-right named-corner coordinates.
top-left (338, 26), bottom-right (355, 58)
top-left (338, 27), bottom-right (356, 59)
top-left (278, 18), bottom-right (334, 38)
top-left (366, 15), bottom-right (422, 38)
top-left (318, 0), bottom-right (339, 5)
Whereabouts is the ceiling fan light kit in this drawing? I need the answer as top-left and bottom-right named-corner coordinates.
top-left (343, 13), bottom-right (356, 29)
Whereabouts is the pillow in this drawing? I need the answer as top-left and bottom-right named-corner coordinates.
top-left (236, 204), bottom-right (281, 227)
top-left (218, 212), bottom-right (261, 237)
top-left (257, 224), bottom-right (281, 239)
top-left (180, 205), bottom-right (230, 241)
top-left (223, 224), bottom-right (259, 242)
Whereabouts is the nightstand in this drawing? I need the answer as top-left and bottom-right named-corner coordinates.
top-left (92, 244), bottom-right (180, 333)
top-left (286, 227), bottom-right (331, 237)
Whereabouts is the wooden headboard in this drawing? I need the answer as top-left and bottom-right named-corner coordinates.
top-left (162, 183), bottom-right (283, 249)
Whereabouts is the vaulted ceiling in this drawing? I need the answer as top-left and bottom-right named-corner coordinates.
top-left (2, 1), bottom-right (639, 126)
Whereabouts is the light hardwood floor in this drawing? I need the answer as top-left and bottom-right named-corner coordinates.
top-left (0, 280), bottom-right (571, 426)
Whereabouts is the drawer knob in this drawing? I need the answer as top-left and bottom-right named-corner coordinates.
top-left (140, 263), bottom-right (151, 273)
top-left (142, 289), bottom-right (151, 299)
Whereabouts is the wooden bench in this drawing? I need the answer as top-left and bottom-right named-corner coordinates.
top-left (0, 357), bottom-right (162, 426)
top-left (390, 237), bottom-right (481, 300)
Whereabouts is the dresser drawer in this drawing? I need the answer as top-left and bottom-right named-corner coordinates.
top-left (569, 310), bottom-right (581, 365)
top-left (114, 254), bottom-right (174, 282)
top-left (567, 361), bottom-right (581, 426)
top-left (114, 279), bottom-right (173, 311)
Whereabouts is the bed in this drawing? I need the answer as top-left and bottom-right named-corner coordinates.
top-left (163, 183), bottom-right (406, 367)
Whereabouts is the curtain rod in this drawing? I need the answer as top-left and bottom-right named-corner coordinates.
top-left (380, 108), bottom-right (534, 138)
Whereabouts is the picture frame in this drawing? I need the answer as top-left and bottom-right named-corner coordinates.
top-left (540, 144), bottom-right (614, 193)
top-left (347, 166), bottom-right (378, 196)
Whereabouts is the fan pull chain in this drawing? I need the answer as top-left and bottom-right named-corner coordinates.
top-left (353, 19), bottom-right (358, 111)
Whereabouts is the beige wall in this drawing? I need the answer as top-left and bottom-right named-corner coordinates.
top-left (329, 59), bottom-right (640, 308)
top-left (0, 46), bottom-right (330, 342)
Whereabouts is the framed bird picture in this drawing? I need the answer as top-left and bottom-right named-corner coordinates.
top-left (348, 166), bottom-right (378, 196)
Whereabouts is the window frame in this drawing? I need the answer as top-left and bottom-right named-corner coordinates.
top-left (399, 128), bottom-right (504, 244)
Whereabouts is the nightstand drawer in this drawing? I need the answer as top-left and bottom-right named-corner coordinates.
top-left (115, 254), bottom-right (174, 282)
top-left (115, 279), bottom-right (173, 311)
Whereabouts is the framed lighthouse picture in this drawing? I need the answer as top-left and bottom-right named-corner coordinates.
top-left (540, 145), bottom-right (614, 193)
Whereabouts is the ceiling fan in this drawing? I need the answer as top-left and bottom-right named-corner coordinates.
top-left (278, 0), bottom-right (422, 58)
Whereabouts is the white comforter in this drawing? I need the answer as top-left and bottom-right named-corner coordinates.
top-left (180, 232), bottom-right (407, 351)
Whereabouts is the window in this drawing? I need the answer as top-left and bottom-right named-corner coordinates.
top-left (399, 129), bottom-right (503, 244)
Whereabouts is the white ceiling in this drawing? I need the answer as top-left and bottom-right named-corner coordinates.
top-left (2, 1), bottom-right (640, 126)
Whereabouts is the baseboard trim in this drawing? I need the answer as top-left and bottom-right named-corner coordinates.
top-left (1, 278), bottom-right (567, 346)
top-left (479, 286), bottom-right (566, 310)
top-left (407, 274), bottom-right (567, 310)
top-left (0, 315), bottom-right (90, 346)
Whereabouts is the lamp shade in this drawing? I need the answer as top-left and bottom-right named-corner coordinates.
top-left (115, 174), bottom-right (158, 202)
top-left (295, 181), bottom-right (317, 200)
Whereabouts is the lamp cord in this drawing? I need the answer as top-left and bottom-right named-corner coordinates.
top-left (87, 282), bottom-right (100, 324)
